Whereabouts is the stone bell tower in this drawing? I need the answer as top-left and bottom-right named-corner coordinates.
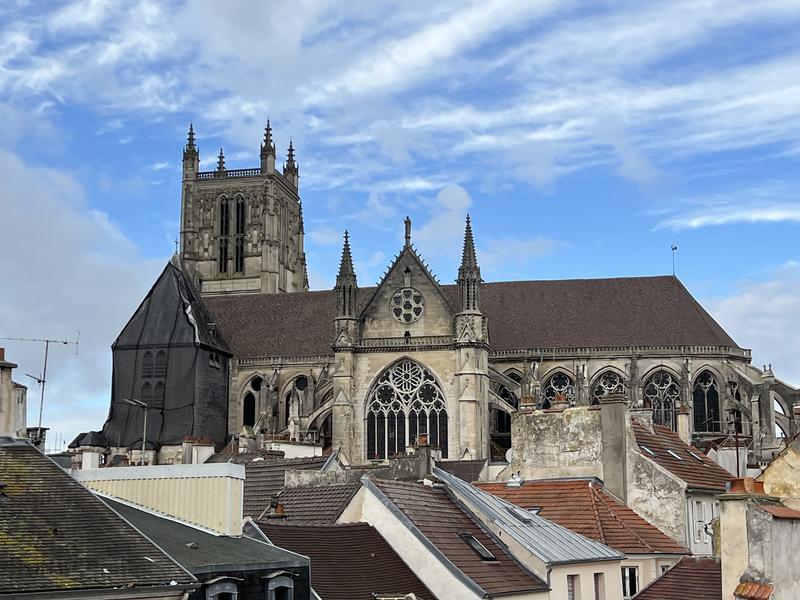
top-left (179, 122), bottom-right (309, 295)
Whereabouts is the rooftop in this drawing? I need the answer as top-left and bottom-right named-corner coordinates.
top-left (632, 422), bottom-right (734, 491)
top-left (269, 483), bottom-right (360, 525)
top-left (633, 556), bottom-right (721, 600)
top-left (0, 438), bottom-right (194, 595)
top-left (476, 478), bottom-right (688, 555)
top-left (261, 523), bottom-right (434, 600)
top-left (241, 456), bottom-right (327, 518)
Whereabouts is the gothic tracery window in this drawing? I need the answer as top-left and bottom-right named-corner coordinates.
top-left (590, 370), bottom-right (628, 405)
top-left (234, 197), bottom-right (245, 273)
top-left (693, 370), bottom-right (721, 433)
top-left (366, 360), bottom-right (447, 460)
top-left (219, 197), bottom-right (229, 273)
top-left (542, 371), bottom-right (575, 405)
top-left (643, 370), bottom-right (680, 430)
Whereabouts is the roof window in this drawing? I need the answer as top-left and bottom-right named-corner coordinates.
top-left (666, 449), bottom-right (684, 461)
top-left (458, 532), bottom-right (496, 561)
top-left (640, 445), bottom-right (655, 456)
top-left (687, 450), bottom-right (705, 462)
top-left (505, 505), bottom-right (535, 524)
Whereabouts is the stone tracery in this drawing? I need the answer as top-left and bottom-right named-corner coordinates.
top-left (643, 370), bottom-right (680, 430)
top-left (590, 370), bottom-right (628, 404)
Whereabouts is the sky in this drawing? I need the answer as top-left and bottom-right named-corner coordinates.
top-left (1, 0), bottom-right (799, 451)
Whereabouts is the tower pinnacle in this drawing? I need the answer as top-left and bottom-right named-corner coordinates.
top-left (457, 214), bottom-right (481, 313)
top-left (335, 230), bottom-right (358, 321)
top-left (216, 148), bottom-right (225, 173)
top-left (261, 119), bottom-right (275, 157)
top-left (337, 231), bottom-right (356, 281)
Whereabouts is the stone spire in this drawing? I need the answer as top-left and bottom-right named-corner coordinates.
top-left (261, 119), bottom-right (275, 158)
top-left (283, 140), bottom-right (299, 188)
top-left (184, 123), bottom-right (197, 156)
top-left (457, 214), bottom-right (481, 313)
top-left (335, 231), bottom-right (358, 319)
top-left (182, 123), bottom-right (199, 177)
top-left (216, 148), bottom-right (225, 173)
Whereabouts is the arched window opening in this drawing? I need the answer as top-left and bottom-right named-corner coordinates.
top-left (219, 197), bottom-right (230, 273)
top-left (366, 360), bottom-right (447, 460)
top-left (693, 370), bottom-right (720, 433)
top-left (234, 197), bottom-right (245, 273)
top-left (140, 382), bottom-right (153, 405)
top-left (644, 370), bottom-right (680, 431)
top-left (250, 376), bottom-right (262, 392)
top-left (542, 371), bottom-right (575, 404)
top-left (153, 382), bottom-right (165, 409)
top-left (590, 370), bottom-right (627, 405)
top-left (141, 352), bottom-right (153, 378)
top-left (243, 392), bottom-right (256, 427)
top-left (154, 350), bottom-right (167, 378)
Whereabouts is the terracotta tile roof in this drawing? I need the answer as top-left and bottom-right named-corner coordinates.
top-left (261, 523), bottom-right (434, 600)
top-left (632, 422), bottom-right (734, 491)
top-left (633, 556), bottom-right (721, 600)
top-left (0, 439), bottom-right (194, 595)
top-left (476, 479), bottom-right (688, 555)
top-left (205, 276), bottom-right (739, 358)
top-left (734, 582), bottom-right (773, 599)
top-left (373, 479), bottom-right (548, 596)
top-left (435, 459), bottom-right (486, 482)
top-left (759, 504), bottom-right (800, 519)
top-left (243, 456), bottom-right (327, 518)
top-left (271, 483), bottom-right (360, 525)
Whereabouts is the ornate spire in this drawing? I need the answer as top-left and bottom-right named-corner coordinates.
top-left (337, 231), bottom-right (356, 280)
top-left (335, 230), bottom-right (357, 320)
top-left (183, 123), bottom-right (198, 161)
top-left (216, 148), bottom-right (225, 172)
top-left (284, 140), bottom-right (296, 170)
top-left (457, 214), bottom-right (481, 312)
top-left (187, 123), bottom-right (196, 148)
top-left (261, 119), bottom-right (275, 157)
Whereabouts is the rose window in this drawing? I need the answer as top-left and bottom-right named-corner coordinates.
top-left (390, 288), bottom-right (425, 323)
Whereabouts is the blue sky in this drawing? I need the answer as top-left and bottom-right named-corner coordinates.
top-left (1, 0), bottom-right (799, 450)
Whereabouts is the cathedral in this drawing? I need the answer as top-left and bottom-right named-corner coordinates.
top-left (97, 124), bottom-right (798, 467)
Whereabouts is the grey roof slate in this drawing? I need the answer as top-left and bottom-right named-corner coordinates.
top-left (433, 466), bottom-right (624, 565)
top-left (103, 498), bottom-right (308, 575)
top-left (0, 438), bottom-right (194, 595)
top-left (242, 456), bottom-right (328, 518)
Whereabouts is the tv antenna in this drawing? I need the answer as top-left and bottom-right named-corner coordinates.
top-left (0, 333), bottom-right (80, 443)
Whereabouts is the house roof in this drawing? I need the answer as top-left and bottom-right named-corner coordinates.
top-left (242, 456), bottom-right (327, 518)
top-left (433, 468), bottom-right (624, 565)
top-left (734, 582), bottom-right (773, 599)
top-left (270, 483), bottom-right (360, 525)
top-left (205, 276), bottom-right (739, 358)
top-left (759, 504), bottom-right (800, 519)
top-left (435, 459), bottom-right (487, 483)
top-left (632, 422), bottom-right (734, 491)
top-left (261, 523), bottom-right (435, 600)
top-left (633, 556), bottom-right (721, 600)
top-left (475, 478), bottom-right (688, 555)
top-left (0, 438), bottom-right (194, 595)
top-left (370, 478), bottom-right (549, 596)
top-left (103, 498), bottom-right (307, 575)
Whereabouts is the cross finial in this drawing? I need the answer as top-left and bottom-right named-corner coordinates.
top-left (404, 216), bottom-right (411, 248)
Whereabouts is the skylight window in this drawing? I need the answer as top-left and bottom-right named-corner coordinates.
top-left (458, 532), bottom-right (496, 561)
top-left (640, 445), bottom-right (655, 456)
top-left (505, 505), bottom-right (534, 524)
top-left (687, 451), bottom-right (705, 463)
top-left (666, 449), bottom-right (684, 461)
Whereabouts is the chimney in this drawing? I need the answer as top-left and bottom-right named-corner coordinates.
top-left (600, 393), bottom-right (628, 503)
top-left (1, 348), bottom-right (26, 438)
top-left (415, 435), bottom-right (433, 479)
top-left (677, 404), bottom-right (691, 444)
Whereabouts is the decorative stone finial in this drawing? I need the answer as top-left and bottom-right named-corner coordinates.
top-left (404, 216), bottom-right (412, 248)
top-left (216, 148), bottom-right (225, 172)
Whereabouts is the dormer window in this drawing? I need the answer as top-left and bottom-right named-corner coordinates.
top-left (458, 532), bottom-right (496, 561)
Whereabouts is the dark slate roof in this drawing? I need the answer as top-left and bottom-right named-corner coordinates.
top-left (476, 479), bottom-right (689, 556)
top-left (373, 479), bottom-right (548, 596)
top-left (205, 276), bottom-right (739, 358)
top-left (633, 556), bottom-right (721, 600)
top-left (243, 456), bottom-right (327, 518)
top-left (261, 523), bottom-right (435, 600)
top-left (435, 459), bottom-right (486, 483)
top-left (271, 483), bottom-right (360, 525)
top-left (0, 439), bottom-right (194, 595)
top-left (632, 422), bottom-right (734, 492)
top-left (104, 498), bottom-right (307, 575)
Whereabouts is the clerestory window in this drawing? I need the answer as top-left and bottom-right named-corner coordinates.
top-left (643, 370), bottom-right (680, 430)
top-left (693, 370), bottom-right (720, 433)
top-left (590, 370), bottom-right (627, 404)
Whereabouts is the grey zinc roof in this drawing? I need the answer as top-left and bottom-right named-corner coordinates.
top-left (433, 467), bottom-right (624, 566)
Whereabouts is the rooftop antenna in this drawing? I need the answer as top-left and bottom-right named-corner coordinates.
top-left (671, 244), bottom-right (678, 276)
top-left (0, 333), bottom-right (80, 444)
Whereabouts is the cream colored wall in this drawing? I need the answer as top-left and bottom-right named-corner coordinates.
top-left (719, 497), bottom-right (749, 600)
top-left (551, 562), bottom-right (623, 600)
top-left (759, 443), bottom-right (800, 510)
top-left (620, 556), bottom-right (680, 596)
top-left (72, 463), bottom-right (244, 535)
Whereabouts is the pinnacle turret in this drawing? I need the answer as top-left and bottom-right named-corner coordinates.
top-left (337, 231), bottom-right (356, 281)
top-left (284, 140), bottom-right (297, 171)
top-left (459, 214), bottom-right (478, 272)
top-left (183, 123), bottom-right (198, 162)
top-left (335, 230), bottom-right (358, 320)
top-left (261, 119), bottom-right (275, 158)
top-left (216, 148), bottom-right (225, 172)
top-left (457, 214), bottom-right (481, 313)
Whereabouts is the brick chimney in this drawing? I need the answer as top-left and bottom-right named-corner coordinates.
top-left (0, 348), bottom-right (26, 437)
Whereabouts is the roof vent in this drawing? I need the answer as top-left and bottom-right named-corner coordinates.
top-left (507, 472), bottom-right (523, 487)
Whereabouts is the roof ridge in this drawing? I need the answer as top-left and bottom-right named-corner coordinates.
top-left (591, 483), bottom-right (656, 553)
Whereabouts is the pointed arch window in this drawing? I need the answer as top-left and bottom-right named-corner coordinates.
top-left (366, 360), bottom-right (447, 460)
top-left (243, 392), bottom-right (256, 428)
top-left (154, 350), bottom-right (167, 378)
top-left (643, 370), bottom-right (680, 430)
top-left (141, 351), bottom-right (154, 378)
top-left (219, 197), bottom-right (230, 273)
top-left (153, 381), bottom-right (165, 409)
top-left (590, 370), bottom-right (628, 405)
top-left (693, 370), bottom-right (720, 433)
top-left (140, 382), bottom-right (153, 406)
top-left (542, 371), bottom-right (575, 405)
top-left (234, 197), bottom-right (245, 273)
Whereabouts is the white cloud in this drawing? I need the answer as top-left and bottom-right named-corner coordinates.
top-left (479, 237), bottom-right (566, 279)
top-left (0, 149), bottom-right (163, 450)
top-left (415, 183), bottom-right (472, 256)
top-left (704, 264), bottom-right (800, 386)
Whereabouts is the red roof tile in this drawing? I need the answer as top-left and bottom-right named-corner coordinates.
top-left (759, 504), bottom-right (800, 519)
top-left (373, 479), bottom-right (548, 596)
top-left (476, 479), bottom-right (688, 555)
top-left (634, 556), bottom-right (721, 600)
top-left (242, 456), bottom-right (327, 518)
top-left (632, 422), bottom-right (733, 491)
top-left (734, 582), bottom-right (773, 599)
top-left (261, 523), bottom-right (434, 600)
top-left (272, 483), bottom-right (360, 525)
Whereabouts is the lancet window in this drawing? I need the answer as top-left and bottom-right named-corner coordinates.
top-left (643, 370), bottom-right (680, 430)
top-left (542, 371), bottom-right (575, 405)
top-left (693, 370), bottom-right (721, 433)
top-left (590, 370), bottom-right (628, 404)
top-left (366, 360), bottom-right (447, 460)
top-left (234, 197), bottom-right (245, 273)
top-left (218, 197), bottom-right (229, 273)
